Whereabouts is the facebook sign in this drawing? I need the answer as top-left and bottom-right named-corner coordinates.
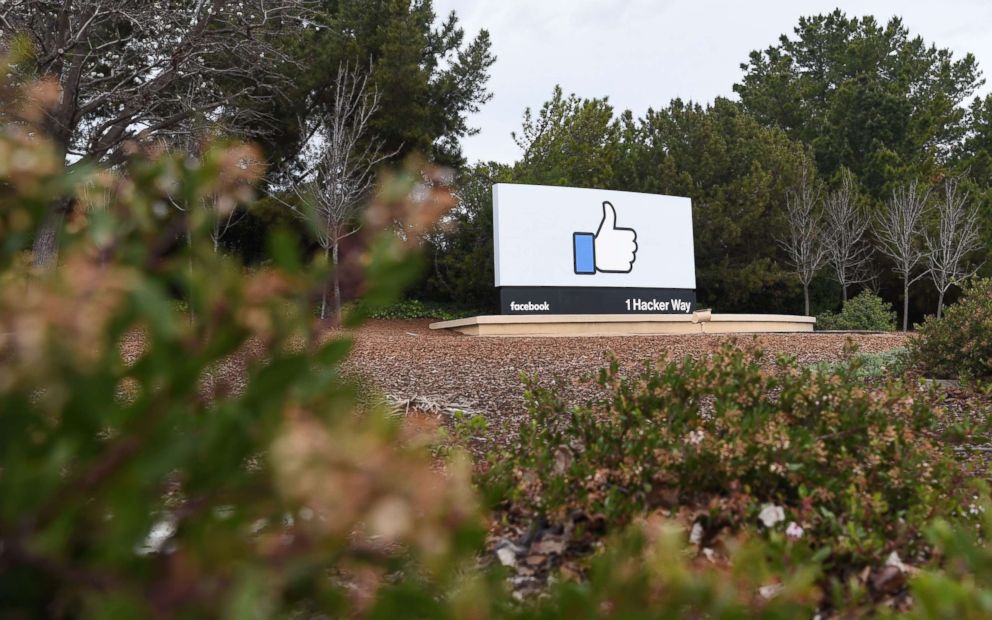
top-left (493, 184), bottom-right (697, 315)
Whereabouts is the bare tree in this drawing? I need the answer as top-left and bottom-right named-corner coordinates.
top-left (925, 177), bottom-right (984, 318)
top-left (275, 62), bottom-right (394, 321)
top-left (874, 181), bottom-right (931, 331)
top-left (780, 159), bottom-right (827, 315)
top-left (0, 0), bottom-right (316, 267)
top-left (823, 170), bottom-right (873, 302)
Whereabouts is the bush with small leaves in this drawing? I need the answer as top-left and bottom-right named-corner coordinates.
top-left (0, 64), bottom-right (487, 618)
top-left (351, 298), bottom-right (479, 320)
top-left (909, 278), bottom-right (992, 389)
top-left (483, 341), bottom-right (972, 603)
top-left (903, 499), bottom-right (992, 620)
top-left (816, 290), bottom-right (898, 331)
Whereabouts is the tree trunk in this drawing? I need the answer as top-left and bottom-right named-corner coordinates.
top-left (803, 284), bottom-right (810, 316)
top-left (902, 277), bottom-right (910, 332)
top-left (32, 197), bottom-right (73, 269)
top-left (936, 289), bottom-right (945, 320)
top-left (841, 283), bottom-right (848, 303)
top-left (332, 242), bottom-right (342, 323)
top-left (320, 244), bottom-right (330, 320)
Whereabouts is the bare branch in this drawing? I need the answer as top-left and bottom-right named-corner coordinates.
top-left (281, 61), bottom-right (399, 319)
top-left (779, 157), bottom-right (827, 315)
top-left (3, 0), bottom-right (319, 161)
top-left (874, 181), bottom-right (931, 329)
top-left (822, 170), bottom-right (873, 302)
top-left (924, 176), bottom-right (984, 318)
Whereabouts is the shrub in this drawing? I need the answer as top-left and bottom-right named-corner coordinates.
top-left (0, 69), bottom-right (485, 617)
top-left (810, 347), bottom-right (911, 380)
top-left (353, 298), bottom-right (479, 320)
top-left (484, 343), bottom-right (971, 577)
top-left (522, 516), bottom-right (823, 619)
top-left (909, 278), bottom-right (992, 389)
top-left (906, 501), bottom-right (992, 619)
top-left (816, 290), bottom-right (897, 331)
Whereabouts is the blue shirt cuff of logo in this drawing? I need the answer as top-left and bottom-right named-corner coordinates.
top-left (573, 232), bottom-right (595, 274)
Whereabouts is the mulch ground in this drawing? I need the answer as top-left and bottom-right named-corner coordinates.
top-left (343, 320), bottom-right (913, 449)
top-left (343, 321), bottom-right (989, 600)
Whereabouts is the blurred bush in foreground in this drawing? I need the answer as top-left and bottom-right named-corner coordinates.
top-left (909, 278), bottom-right (992, 390)
top-left (0, 62), bottom-right (489, 617)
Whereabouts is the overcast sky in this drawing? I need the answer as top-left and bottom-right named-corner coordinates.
top-left (433, 0), bottom-right (992, 165)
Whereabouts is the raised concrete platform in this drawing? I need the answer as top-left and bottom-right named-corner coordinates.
top-left (429, 314), bottom-right (816, 337)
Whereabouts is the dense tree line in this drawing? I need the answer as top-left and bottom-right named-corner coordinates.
top-left (3, 3), bottom-right (986, 321)
top-left (424, 92), bottom-right (813, 313)
top-left (425, 10), bottom-right (990, 321)
top-left (1, 0), bottom-right (494, 276)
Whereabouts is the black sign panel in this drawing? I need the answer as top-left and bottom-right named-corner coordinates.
top-left (500, 287), bottom-right (696, 315)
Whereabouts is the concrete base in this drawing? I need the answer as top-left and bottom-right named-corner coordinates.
top-left (429, 314), bottom-right (816, 337)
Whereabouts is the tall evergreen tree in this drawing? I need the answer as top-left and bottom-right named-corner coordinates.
top-left (620, 98), bottom-right (810, 311)
top-left (266, 0), bottom-right (495, 173)
top-left (510, 86), bottom-right (622, 189)
top-left (735, 9), bottom-right (983, 199)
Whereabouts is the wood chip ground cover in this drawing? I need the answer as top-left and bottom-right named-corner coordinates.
top-left (344, 320), bottom-right (912, 446)
top-left (343, 321), bottom-right (992, 602)
top-left (117, 319), bottom-right (990, 605)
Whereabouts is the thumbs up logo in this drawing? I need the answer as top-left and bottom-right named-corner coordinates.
top-left (573, 201), bottom-right (638, 274)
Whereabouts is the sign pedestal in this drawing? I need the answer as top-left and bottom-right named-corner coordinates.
top-left (430, 314), bottom-right (815, 337)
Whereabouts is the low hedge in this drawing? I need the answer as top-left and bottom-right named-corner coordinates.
top-left (816, 290), bottom-right (897, 331)
top-left (909, 278), bottom-right (992, 389)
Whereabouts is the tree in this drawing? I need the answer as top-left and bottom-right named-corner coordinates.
top-left (511, 86), bottom-right (622, 189)
top-left (281, 62), bottom-right (392, 320)
top-left (1, 0), bottom-right (315, 267)
top-left (422, 161), bottom-right (510, 310)
top-left (925, 177), bottom-right (984, 318)
top-left (955, 93), bottom-right (992, 261)
top-left (735, 10), bottom-right (983, 198)
top-left (265, 0), bottom-right (495, 172)
top-left (874, 181), bottom-right (931, 330)
top-left (823, 170), bottom-right (872, 302)
top-left (780, 158), bottom-right (828, 315)
top-left (621, 98), bottom-right (808, 312)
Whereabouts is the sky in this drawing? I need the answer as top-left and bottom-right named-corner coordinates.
top-left (432, 0), bottom-right (992, 165)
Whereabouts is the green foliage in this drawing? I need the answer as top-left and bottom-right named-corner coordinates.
top-left (519, 518), bottom-right (823, 619)
top-left (816, 290), bottom-right (898, 331)
top-left (903, 502), bottom-right (992, 620)
top-left (618, 97), bottom-right (809, 311)
top-left (485, 342), bottom-right (970, 577)
top-left (355, 298), bottom-right (479, 320)
top-left (267, 0), bottom-right (495, 169)
top-left (909, 278), bottom-right (992, 387)
top-left (421, 162), bottom-right (509, 311)
top-left (810, 347), bottom-right (911, 380)
top-left (511, 86), bottom-right (624, 189)
top-left (0, 78), bottom-right (485, 616)
top-left (735, 9), bottom-right (983, 199)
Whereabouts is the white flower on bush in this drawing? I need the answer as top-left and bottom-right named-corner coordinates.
top-left (785, 521), bottom-right (804, 540)
top-left (758, 504), bottom-right (785, 528)
top-left (686, 429), bottom-right (705, 446)
top-left (689, 521), bottom-right (704, 545)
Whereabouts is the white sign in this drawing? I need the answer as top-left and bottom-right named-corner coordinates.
top-left (493, 183), bottom-right (696, 289)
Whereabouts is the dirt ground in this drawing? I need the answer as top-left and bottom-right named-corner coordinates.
top-left (344, 320), bottom-right (911, 432)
